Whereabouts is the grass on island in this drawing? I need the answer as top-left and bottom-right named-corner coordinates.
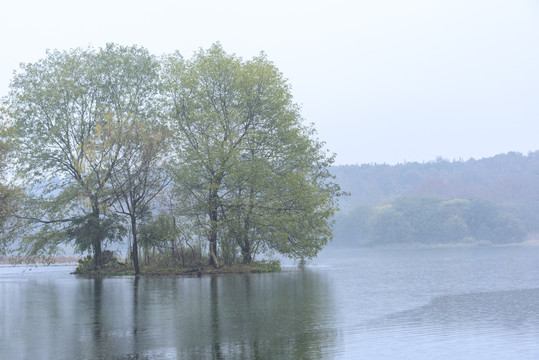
top-left (72, 254), bottom-right (281, 277)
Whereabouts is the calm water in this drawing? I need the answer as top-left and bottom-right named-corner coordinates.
top-left (1, 246), bottom-right (539, 359)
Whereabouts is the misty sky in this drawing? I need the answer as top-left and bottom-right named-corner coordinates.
top-left (1, 0), bottom-right (538, 165)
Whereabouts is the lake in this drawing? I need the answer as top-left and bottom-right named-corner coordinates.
top-left (1, 246), bottom-right (538, 359)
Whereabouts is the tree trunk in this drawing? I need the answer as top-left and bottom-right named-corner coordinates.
top-left (241, 193), bottom-right (254, 265)
top-left (91, 203), bottom-right (102, 269)
top-left (208, 188), bottom-right (219, 268)
top-left (93, 239), bottom-right (102, 269)
top-left (209, 233), bottom-right (219, 267)
top-left (239, 227), bottom-right (251, 264)
top-left (131, 215), bottom-right (140, 275)
top-left (241, 244), bottom-right (251, 264)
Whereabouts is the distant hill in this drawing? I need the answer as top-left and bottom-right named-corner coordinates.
top-left (331, 151), bottom-right (539, 246)
top-left (333, 151), bottom-right (539, 210)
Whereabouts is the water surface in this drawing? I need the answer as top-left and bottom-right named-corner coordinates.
top-left (1, 246), bottom-right (538, 359)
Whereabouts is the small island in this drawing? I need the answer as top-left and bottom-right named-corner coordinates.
top-left (72, 251), bottom-right (282, 277)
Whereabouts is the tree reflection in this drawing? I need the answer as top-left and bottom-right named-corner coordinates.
top-left (210, 276), bottom-right (222, 359)
top-left (92, 278), bottom-right (102, 347)
top-left (182, 271), bottom-right (337, 359)
top-left (2, 271), bottom-right (336, 359)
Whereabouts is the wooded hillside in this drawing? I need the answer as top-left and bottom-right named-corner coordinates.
top-left (332, 151), bottom-right (539, 246)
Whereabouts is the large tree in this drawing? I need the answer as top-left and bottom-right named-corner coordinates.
top-left (162, 44), bottom-right (341, 267)
top-left (224, 124), bottom-right (340, 263)
top-left (9, 44), bottom-right (160, 267)
top-left (110, 120), bottom-right (171, 274)
top-left (0, 101), bottom-right (19, 253)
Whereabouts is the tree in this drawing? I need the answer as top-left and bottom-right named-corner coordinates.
top-left (163, 43), bottom-right (341, 266)
top-left (110, 120), bottom-right (171, 275)
top-left (392, 196), bottom-right (443, 243)
top-left (223, 122), bottom-right (339, 263)
top-left (368, 206), bottom-right (413, 244)
top-left (0, 102), bottom-right (19, 253)
top-left (333, 205), bottom-right (373, 246)
top-left (9, 44), bottom-right (159, 267)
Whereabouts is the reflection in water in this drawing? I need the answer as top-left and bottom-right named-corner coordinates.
top-left (93, 278), bottom-right (102, 357)
top-left (210, 276), bottom-right (221, 359)
top-left (167, 271), bottom-right (336, 359)
top-left (132, 275), bottom-right (140, 355)
top-left (0, 269), bottom-right (335, 359)
top-left (3, 246), bottom-right (539, 359)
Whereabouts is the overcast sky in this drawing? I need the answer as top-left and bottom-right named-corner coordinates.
top-left (1, 0), bottom-right (538, 165)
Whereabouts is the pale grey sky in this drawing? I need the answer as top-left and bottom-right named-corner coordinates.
top-left (1, 0), bottom-right (538, 165)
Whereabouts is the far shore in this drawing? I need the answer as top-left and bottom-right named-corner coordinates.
top-left (368, 239), bottom-right (539, 249)
top-left (0, 256), bottom-right (80, 265)
top-left (3, 239), bottom-right (539, 266)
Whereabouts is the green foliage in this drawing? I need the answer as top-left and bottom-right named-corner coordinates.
top-left (333, 206), bottom-right (373, 246)
top-left (66, 213), bottom-right (126, 253)
top-left (0, 101), bottom-right (20, 253)
top-left (73, 251), bottom-right (132, 276)
top-left (246, 260), bottom-right (281, 273)
top-left (332, 152), bottom-right (539, 246)
top-left (110, 113), bottom-right (171, 275)
top-left (8, 42), bottom-right (341, 270)
top-left (333, 152), bottom-right (539, 231)
top-left (138, 213), bottom-right (176, 249)
top-left (368, 205), bottom-right (413, 244)
top-left (334, 196), bottom-right (528, 246)
top-left (163, 44), bottom-right (342, 265)
top-left (9, 44), bottom-right (161, 263)
top-left (74, 256), bottom-right (96, 274)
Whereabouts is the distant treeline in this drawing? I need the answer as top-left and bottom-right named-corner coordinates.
top-left (332, 151), bottom-right (539, 246)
